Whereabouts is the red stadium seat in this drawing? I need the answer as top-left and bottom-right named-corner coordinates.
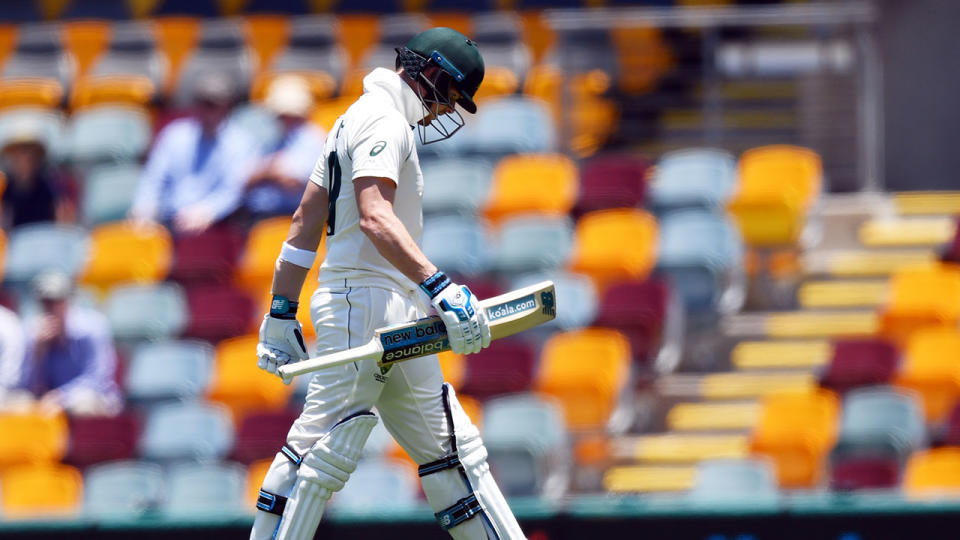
top-left (460, 340), bottom-right (536, 401)
top-left (830, 455), bottom-right (901, 491)
top-left (231, 409), bottom-right (301, 465)
top-left (819, 338), bottom-right (901, 395)
top-left (943, 403), bottom-right (960, 447)
top-left (169, 224), bottom-right (245, 284)
top-left (594, 279), bottom-right (668, 365)
top-left (183, 283), bottom-right (257, 343)
top-left (575, 153), bottom-right (650, 216)
top-left (64, 413), bottom-right (140, 469)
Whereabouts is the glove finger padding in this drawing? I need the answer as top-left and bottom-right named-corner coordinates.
top-left (431, 284), bottom-right (490, 355)
top-left (258, 315), bottom-right (310, 381)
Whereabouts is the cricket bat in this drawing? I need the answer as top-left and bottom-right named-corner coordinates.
top-left (278, 280), bottom-right (556, 382)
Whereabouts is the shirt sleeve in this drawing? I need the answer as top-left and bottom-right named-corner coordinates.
top-left (51, 310), bottom-right (120, 406)
top-left (193, 128), bottom-right (260, 221)
top-left (129, 125), bottom-right (176, 220)
top-left (349, 114), bottom-right (410, 185)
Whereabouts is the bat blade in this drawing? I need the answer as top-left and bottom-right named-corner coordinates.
top-left (278, 280), bottom-right (556, 380)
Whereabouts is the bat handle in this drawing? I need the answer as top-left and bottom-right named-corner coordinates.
top-left (278, 339), bottom-right (383, 382)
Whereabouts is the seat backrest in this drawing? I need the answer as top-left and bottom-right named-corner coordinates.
top-left (168, 224), bottom-right (244, 283)
top-left (65, 104), bottom-right (152, 164)
top-left (896, 328), bottom-right (960, 421)
top-left (65, 413), bottom-right (139, 468)
top-left (79, 221), bottom-right (172, 290)
top-left (839, 386), bottom-right (926, 451)
top-left (689, 458), bottom-right (778, 503)
top-left (232, 409), bottom-right (301, 464)
top-left (421, 157), bottom-right (493, 215)
top-left (511, 270), bottom-right (598, 331)
top-left (568, 208), bottom-right (659, 291)
top-left (208, 334), bottom-right (295, 421)
top-left (0, 408), bottom-right (68, 467)
top-left (0, 463), bottom-right (82, 518)
top-left (465, 96), bottom-right (557, 155)
top-left (138, 400), bottom-right (234, 461)
top-left (161, 461), bottom-right (247, 517)
top-left (81, 163), bottom-right (142, 226)
top-left (330, 457), bottom-right (420, 511)
top-left (483, 393), bottom-right (568, 455)
top-left (126, 339), bottom-right (214, 401)
top-left (461, 340), bottom-right (537, 400)
top-left (649, 148), bottom-right (737, 211)
top-left (751, 389), bottom-right (839, 453)
top-left (881, 265), bottom-right (960, 346)
top-left (84, 460), bottom-right (164, 517)
top-left (577, 153), bottom-right (650, 214)
top-left (491, 215), bottom-right (574, 273)
top-left (183, 283), bottom-right (256, 343)
top-left (534, 328), bottom-right (631, 429)
top-left (821, 338), bottom-right (900, 394)
top-left (3, 223), bottom-right (89, 283)
top-left (235, 216), bottom-right (293, 295)
top-left (904, 448), bottom-right (960, 498)
top-left (736, 144), bottom-right (822, 206)
top-left (421, 215), bottom-right (491, 276)
top-left (104, 282), bottom-right (188, 341)
top-left (483, 153), bottom-right (577, 224)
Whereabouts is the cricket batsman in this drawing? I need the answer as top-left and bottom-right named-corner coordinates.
top-left (250, 27), bottom-right (527, 539)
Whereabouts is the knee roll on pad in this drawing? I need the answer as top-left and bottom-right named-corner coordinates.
top-left (275, 411), bottom-right (378, 540)
top-left (418, 384), bottom-right (526, 540)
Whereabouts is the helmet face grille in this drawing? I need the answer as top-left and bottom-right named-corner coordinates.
top-left (395, 46), bottom-right (466, 145)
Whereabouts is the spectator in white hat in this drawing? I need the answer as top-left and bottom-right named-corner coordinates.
top-left (0, 119), bottom-right (75, 231)
top-left (243, 74), bottom-right (326, 220)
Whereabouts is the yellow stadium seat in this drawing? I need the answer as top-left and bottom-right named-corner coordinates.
top-left (250, 70), bottom-right (337, 105)
top-left (895, 328), bottom-right (960, 422)
top-left (0, 408), bottom-right (68, 468)
top-left (859, 217), bottom-right (955, 248)
top-left (728, 145), bottom-right (822, 246)
top-left (879, 266), bottom-right (960, 347)
top-left (473, 66), bottom-right (519, 103)
top-left (610, 26), bottom-right (672, 95)
top-left (666, 402), bottom-right (760, 432)
top-left (700, 372), bottom-right (816, 400)
top-left (894, 192), bottom-right (960, 216)
top-left (822, 249), bottom-right (938, 277)
top-left (749, 389), bottom-right (839, 488)
top-left (70, 75), bottom-right (156, 109)
top-left (62, 21), bottom-right (111, 81)
top-left (336, 15), bottom-right (380, 75)
top-left (903, 448), bottom-right (960, 499)
top-left (0, 463), bottom-right (82, 518)
top-left (0, 78), bottom-right (63, 110)
top-left (522, 64), bottom-right (561, 127)
top-left (797, 280), bottom-right (889, 309)
top-left (627, 434), bottom-right (749, 463)
top-left (80, 221), bottom-right (172, 291)
top-left (244, 15), bottom-right (291, 76)
top-left (0, 25), bottom-right (16, 74)
top-left (246, 457), bottom-right (273, 508)
top-left (482, 153), bottom-right (578, 224)
top-left (208, 334), bottom-right (295, 423)
top-left (603, 465), bottom-right (696, 493)
top-left (427, 14), bottom-right (472, 39)
top-left (731, 340), bottom-right (831, 370)
top-left (519, 11), bottom-right (554, 67)
top-left (534, 328), bottom-right (630, 430)
top-left (764, 311), bottom-right (878, 339)
top-left (568, 208), bottom-right (658, 292)
top-left (153, 17), bottom-right (200, 96)
top-left (310, 95), bottom-right (355, 132)
top-left (438, 350), bottom-right (465, 391)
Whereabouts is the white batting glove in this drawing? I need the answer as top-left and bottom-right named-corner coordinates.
top-left (420, 271), bottom-right (491, 355)
top-left (257, 295), bottom-right (309, 384)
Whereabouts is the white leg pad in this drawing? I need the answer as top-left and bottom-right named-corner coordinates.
top-left (249, 453), bottom-right (299, 540)
top-left (419, 385), bottom-right (526, 540)
top-left (275, 411), bottom-right (378, 540)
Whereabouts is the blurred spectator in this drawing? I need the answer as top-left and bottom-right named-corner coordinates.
top-left (243, 75), bottom-right (325, 220)
top-left (0, 304), bottom-right (26, 407)
top-left (0, 121), bottom-right (76, 231)
top-left (8, 271), bottom-right (121, 416)
top-left (129, 72), bottom-right (258, 234)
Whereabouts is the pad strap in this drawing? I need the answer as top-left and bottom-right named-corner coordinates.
top-left (435, 493), bottom-right (484, 530)
top-left (419, 453), bottom-right (462, 477)
top-left (281, 444), bottom-right (303, 467)
top-left (256, 489), bottom-right (288, 516)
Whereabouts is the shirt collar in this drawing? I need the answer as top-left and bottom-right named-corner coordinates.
top-left (362, 68), bottom-right (426, 127)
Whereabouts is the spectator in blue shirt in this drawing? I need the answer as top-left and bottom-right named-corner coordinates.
top-left (129, 72), bottom-right (258, 234)
top-left (243, 74), bottom-right (326, 220)
top-left (13, 271), bottom-right (121, 416)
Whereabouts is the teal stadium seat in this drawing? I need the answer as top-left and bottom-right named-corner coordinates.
top-left (64, 105), bottom-right (152, 166)
top-left (421, 157), bottom-right (493, 215)
top-left (831, 386), bottom-right (926, 464)
top-left (0, 108), bottom-right (65, 159)
top-left (482, 393), bottom-right (570, 497)
top-left (81, 164), bottom-right (142, 226)
top-left (688, 458), bottom-right (778, 507)
top-left (84, 460), bottom-right (164, 517)
top-left (648, 148), bottom-right (738, 213)
top-left (126, 340), bottom-right (215, 402)
top-left (421, 215), bottom-right (491, 276)
top-left (330, 458), bottom-right (420, 512)
top-left (491, 215), bottom-right (574, 273)
top-left (464, 97), bottom-right (556, 156)
top-left (511, 270), bottom-right (597, 331)
top-left (104, 283), bottom-right (188, 341)
top-left (161, 461), bottom-right (248, 518)
top-left (138, 401), bottom-right (235, 461)
top-left (3, 223), bottom-right (90, 284)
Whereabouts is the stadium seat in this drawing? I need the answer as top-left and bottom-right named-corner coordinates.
top-left (730, 340), bottom-right (831, 370)
top-left (88, 20), bottom-right (164, 89)
top-left (83, 460), bottom-right (164, 517)
top-left (420, 157), bottom-right (493, 215)
top-left (183, 283), bottom-right (256, 343)
top-left (797, 279), bottom-right (889, 309)
top-left (236, 216), bottom-right (323, 298)
top-left (610, 25), bottom-right (673, 95)
top-left (830, 454), bottom-right (901, 491)
top-left (0, 407), bottom-right (68, 467)
top-left (0, 463), bottom-right (82, 518)
top-left (471, 12), bottom-right (531, 82)
top-left (330, 457), bottom-right (421, 511)
top-left (2, 24), bottom-right (68, 87)
top-left (61, 20), bottom-right (111, 81)
top-left (63, 104), bottom-right (152, 167)
top-left (688, 458), bottom-right (778, 506)
top-left (942, 403), bottom-right (960, 447)
top-left (904, 448), bottom-right (960, 498)
top-left (511, 270), bottom-right (598, 331)
top-left (0, 107), bottom-right (65, 152)
top-left (568, 208), bottom-right (659, 292)
top-left (208, 334), bottom-right (296, 422)
top-left (79, 221), bottom-right (172, 290)
top-left (815, 249), bottom-right (938, 278)
top-left (727, 145), bottom-right (822, 246)
top-left (80, 163), bottom-right (142, 226)
top-left (522, 64), bottom-right (561, 127)
top-left (70, 74), bottom-right (157, 110)
top-left (830, 386), bottom-right (926, 468)
top-left (482, 393), bottom-right (570, 497)
top-left (460, 339), bottom-right (537, 401)
top-left (266, 15), bottom-right (346, 86)
top-left (763, 311), bottom-right (878, 339)
top-left (594, 278), bottom-right (671, 366)
top-left (534, 328), bottom-right (631, 429)
top-left (490, 215), bottom-right (574, 273)
top-left (602, 465), bottom-right (696, 493)
top-left (819, 338), bottom-right (900, 395)
top-left (243, 14), bottom-right (291, 76)
top-left (748, 389), bottom-right (839, 488)
top-left (125, 339), bottom-right (215, 402)
top-left (64, 413), bottom-right (140, 469)
top-left (161, 461), bottom-right (248, 518)
top-left (231, 409), bottom-right (300, 464)
top-left (104, 282), bottom-right (188, 342)
top-left (168, 225), bottom-right (244, 284)
top-left (648, 148), bottom-right (737, 213)
top-left (879, 265), bottom-right (960, 347)
top-left (437, 350), bottom-right (465, 391)
top-left (623, 433), bottom-right (750, 463)
top-left (655, 209), bottom-right (745, 314)
top-left (463, 96), bottom-right (556, 156)
top-left (172, 18), bottom-right (254, 107)
top-left (421, 214), bottom-right (491, 276)
top-left (666, 401), bottom-right (760, 432)
top-left (895, 328), bottom-right (960, 422)
top-left (152, 16), bottom-right (200, 96)
top-left (2, 223), bottom-right (89, 284)
top-left (700, 372), bottom-right (817, 400)
top-left (575, 153), bottom-right (650, 216)
top-left (0, 78), bottom-right (63, 110)
top-left (482, 153), bottom-right (577, 224)
top-left (472, 66), bottom-right (520, 103)
top-left (138, 400), bottom-right (235, 461)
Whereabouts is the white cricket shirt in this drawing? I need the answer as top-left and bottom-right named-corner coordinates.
top-left (310, 68), bottom-right (427, 293)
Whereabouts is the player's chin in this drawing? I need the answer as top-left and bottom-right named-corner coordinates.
top-left (418, 114), bottom-right (436, 126)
